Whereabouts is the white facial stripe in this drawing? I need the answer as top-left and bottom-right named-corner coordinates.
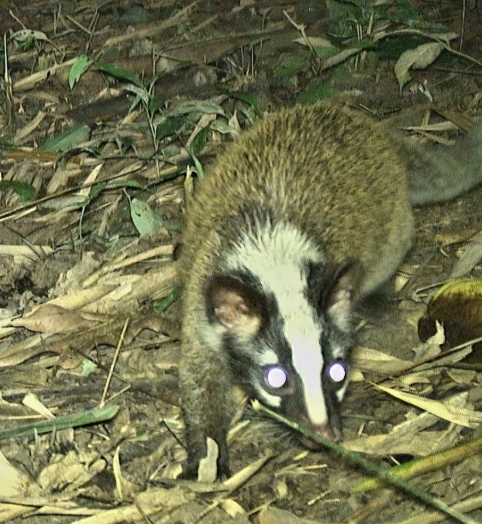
top-left (225, 221), bottom-right (328, 426)
top-left (225, 221), bottom-right (321, 268)
top-left (254, 385), bottom-right (282, 407)
top-left (257, 348), bottom-right (280, 366)
top-left (224, 221), bottom-right (323, 310)
top-left (336, 381), bottom-right (349, 402)
top-left (286, 324), bottom-right (328, 426)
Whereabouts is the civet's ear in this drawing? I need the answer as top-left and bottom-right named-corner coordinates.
top-left (172, 242), bottom-right (183, 261)
top-left (325, 257), bottom-right (361, 331)
top-left (206, 275), bottom-right (264, 336)
top-left (309, 257), bottom-right (361, 332)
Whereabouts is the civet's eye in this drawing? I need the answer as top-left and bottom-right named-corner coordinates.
top-left (264, 366), bottom-right (288, 389)
top-left (327, 361), bottom-right (346, 384)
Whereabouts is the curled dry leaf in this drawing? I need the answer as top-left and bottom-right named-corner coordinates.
top-left (219, 499), bottom-right (247, 518)
top-left (12, 304), bottom-right (94, 334)
top-left (35, 450), bottom-right (106, 494)
top-left (197, 437), bottom-right (219, 484)
top-left (394, 42), bottom-right (444, 92)
top-left (450, 230), bottom-right (482, 278)
top-left (418, 279), bottom-right (482, 356)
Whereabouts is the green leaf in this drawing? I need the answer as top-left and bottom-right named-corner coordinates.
top-left (168, 99), bottom-right (225, 118)
top-left (148, 97), bottom-right (166, 116)
top-left (38, 124), bottom-right (91, 152)
top-left (115, 135), bottom-right (136, 154)
top-left (394, 42), bottom-right (444, 92)
top-left (116, 4), bottom-right (153, 24)
top-left (87, 182), bottom-right (108, 202)
top-left (312, 45), bottom-right (340, 58)
top-left (98, 63), bottom-right (144, 88)
top-left (81, 359), bottom-right (98, 376)
top-left (274, 53), bottom-right (311, 81)
top-left (106, 179), bottom-right (144, 190)
top-left (0, 405), bottom-right (120, 441)
top-left (122, 84), bottom-right (150, 105)
top-left (0, 181), bottom-right (36, 202)
top-left (129, 197), bottom-right (182, 235)
top-left (187, 151), bottom-right (204, 179)
top-left (228, 91), bottom-right (263, 119)
top-left (69, 55), bottom-right (94, 89)
top-left (130, 198), bottom-right (162, 236)
top-left (155, 116), bottom-right (185, 141)
top-left (189, 127), bottom-right (210, 157)
top-left (295, 84), bottom-right (339, 105)
top-left (155, 285), bottom-right (182, 313)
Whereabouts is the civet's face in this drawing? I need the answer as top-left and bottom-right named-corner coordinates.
top-left (203, 221), bottom-right (357, 443)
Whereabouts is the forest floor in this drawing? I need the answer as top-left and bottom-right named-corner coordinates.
top-left (1, 0), bottom-right (482, 523)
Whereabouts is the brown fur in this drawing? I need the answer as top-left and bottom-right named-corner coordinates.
top-left (179, 103), bottom-right (415, 296)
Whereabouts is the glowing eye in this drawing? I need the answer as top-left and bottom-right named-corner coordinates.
top-left (264, 366), bottom-right (288, 389)
top-left (328, 362), bottom-right (346, 383)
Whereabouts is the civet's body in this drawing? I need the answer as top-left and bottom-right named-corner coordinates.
top-left (178, 102), bottom-right (482, 477)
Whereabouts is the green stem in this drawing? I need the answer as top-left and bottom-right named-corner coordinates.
top-left (253, 401), bottom-right (478, 524)
top-left (0, 405), bottom-right (120, 441)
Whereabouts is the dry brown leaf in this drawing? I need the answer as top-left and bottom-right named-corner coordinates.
top-left (53, 252), bottom-right (101, 296)
top-left (433, 229), bottom-right (478, 245)
top-left (12, 304), bottom-right (93, 334)
top-left (451, 231), bottom-right (482, 278)
top-left (222, 452), bottom-right (275, 491)
top-left (344, 392), bottom-right (470, 456)
top-left (197, 437), bottom-right (219, 483)
top-left (410, 324), bottom-right (444, 361)
top-left (258, 506), bottom-right (318, 524)
top-left (0, 245), bottom-right (54, 266)
top-left (353, 347), bottom-right (412, 375)
top-left (0, 451), bottom-right (32, 498)
top-left (0, 312), bottom-right (178, 368)
top-left (374, 386), bottom-right (482, 426)
top-left (345, 429), bottom-right (460, 458)
top-left (113, 446), bottom-right (140, 502)
top-left (446, 368), bottom-right (477, 384)
top-left (34, 451), bottom-right (106, 494)
top-left (22, 393), bottom-right (55, 419)
top-left (219, 499), bottom-right (247, 518)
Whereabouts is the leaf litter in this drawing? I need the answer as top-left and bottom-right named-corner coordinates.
top-left (0, 0), bottom-right (482, 523)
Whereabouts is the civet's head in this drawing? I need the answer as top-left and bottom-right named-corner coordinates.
top-left (202, 221), bottom-right (360, 445)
